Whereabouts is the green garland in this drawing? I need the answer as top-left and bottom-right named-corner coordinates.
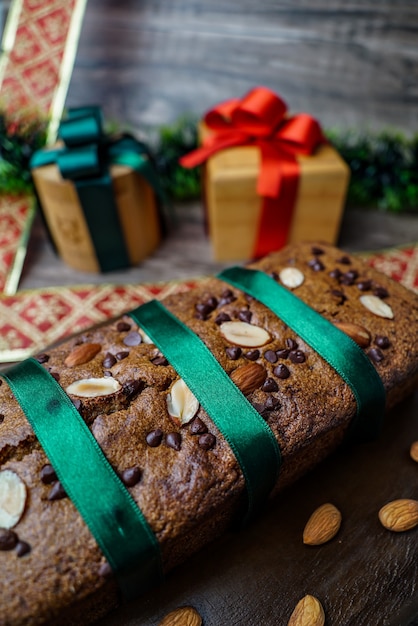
top-left (0, 110), bottom-right (48, 195)
top-left (1, 109), bottom-right (418, 214)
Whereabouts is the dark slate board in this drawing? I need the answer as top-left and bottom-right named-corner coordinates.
top-left (99, 391), bottom-right (418, 626)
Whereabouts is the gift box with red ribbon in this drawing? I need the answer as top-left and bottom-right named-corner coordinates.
top-left (181, 87), bottom-right (350, 262)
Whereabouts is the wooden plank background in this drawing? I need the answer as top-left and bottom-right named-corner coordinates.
top-left (66, 0), bottom-right (418, 135)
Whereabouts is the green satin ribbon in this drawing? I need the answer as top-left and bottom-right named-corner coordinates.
top-left (218, 267), bottom-right (386, 442)
top-left (2, 358), bottom-right (163, 599)
top-left (129, 300), bottom-right (282, 524)
top-left (30, 106), bottom-right (162, 272)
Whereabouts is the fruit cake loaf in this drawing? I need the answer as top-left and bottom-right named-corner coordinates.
top-left (0, 242), bottom-right (417, 625)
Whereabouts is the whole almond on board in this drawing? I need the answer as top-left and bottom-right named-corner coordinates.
top-left (288, 594), bottom-right (325, 626)
top-left (303, 503), bottom-right (342, 545)
top-left (220, 320), bottom-right (271, 347)
top-left (158, 606), bottom-right (202, 626)
top-left (64, 343), bottom-right (101, 367)
top-left (231, 362), bottom-right (267, 395)
top-left (333, 321), bottom-right (371, 348)
top-left (410, 441), bottom-right (418, 463)
top-left (378, 499), bottom-right (418, 532)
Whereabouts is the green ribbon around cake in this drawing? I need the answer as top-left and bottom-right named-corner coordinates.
top-left (1, 264), bottom-right (386, 600)
top-left (2, 359), bottom-right (163, 600)
top-left (30, 106), bottom-right (163, 272)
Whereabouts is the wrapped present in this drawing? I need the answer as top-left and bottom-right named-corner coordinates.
top-left (181, 87), bottom-right (350, 262)
top-left (31, 107), bottom-right (162, 273)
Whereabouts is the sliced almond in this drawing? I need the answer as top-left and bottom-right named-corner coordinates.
top-left (378, 498), bottom-right (418, 532)
top-left (64, 343), bottom-right (102, 367)
top-left (139, 329), bottom-right (153, 344)
top-left (0, 470), bottom-right (27, 529)
top-left (333, 321), bottom-right (371, 348)
top-left (279, 267), bottom-right (305, 289)
top-left (360, 294), bottom-right (394, 319)
top-left (166, 378), bottom-right (199, 427)
top-left (231, 362), bottom-right (266, 395)
top-left (158, 606), bottom-right (202, 626)
top-left (410, 441), bottom-right (418, 463)
top-left (303, 503), bottom-right (342, 545)
top-left (220, 321), bottom-right (271, 347)
top-left (66, 377), bottom-right (121, 398)
top-left (288, 594), bottom-right (325, 626)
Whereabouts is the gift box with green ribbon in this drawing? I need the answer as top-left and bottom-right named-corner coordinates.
top-left (30, 107), bottom-right (163, 273)
top-left (181, 87), bottom-right (350, 262)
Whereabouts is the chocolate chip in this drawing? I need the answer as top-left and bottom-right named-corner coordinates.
top-left (276, 348), bottom-right (290, 359)
top-left (218, 289), bottom-right (236, 305)
top-left (166, 432), bottom-right (182, 451)
top-left (329, 268), bottom-right (342, 280)
top-left (285, 338), bottom-right (298, 350)
top-left (40, 464), bottom-right (57, 485)
top-left (368, 347), bottom-right (384, 363)
top-left (48, 481), bottom-right (67, 501)
top-left (146, 428), bottom-right (163, 447)
top-left (337, 255), bottom-right (351, 264)
top-left (16, 541), bottom-right (31, 557)
top-left (262, 378), bottom-right (279, 392)
top-left (226, 346), bottom-right (242, 360)
top-left (264, 350), bottom-right (278, 364)
top-left (221, 289), bottom-right (234, 299)
top-left (330, 288), bottom-right (347, 304)
top-left (357, 279), bottom-right (372, 291)
top-left (308, 258), bottom-right (325, 271)
top-left (273, 363), bottom-right (290, 379)
top-left (103, 371), bottom-right (113, 377)
top-left (205, 296), bottom-right (218, 310)
top-left (265, 395), bottom-right (281, 411)
top-left (311, 246), bottom-right (324, 255)
top-left (244, 349), bottom-right (260, 361)
top-left (198, 433), bottom-right (216, 450)
top-left (0, 414), bottom-right (4, 425)
top-left (121, 466), bottom-right (142, 487)
top-left (190, 417), bottom-right (208, 435)
top-left (269, 271), bottom-right (279, 281)
top-left (123, 331), bottom-right (142, 347)
top-left (0, 529), bottom-right (18, 551)
top-left (151, 355), bottom-right (169, 366)
top-left (99, 562), bottom-right (113, 578)
top-left (103, 353), bottom-right (117, 368)
top-left (375, 335), bottom-right (391, 349)
top-left (50, 372), bottom-right (60, 382)
top-left (72, 398), bottom-right (82, 411)
top-left (116, 321), bottom-right (131, 332)
top-left (116, 351), bottom-right (129, 360)
top-left (252, 402), bottom-right (269, 418)
top-left (195, 303), bottom-right (212, 318)
top-left (238, 310), bottom-right (252, 323)
top-left (215, 312), bottom-right (231, 325)
top-left (35, 353), bottom-right (50, 364)
top-left (340, 270), bottom-right (358, 285)
top-left (289, 349), bottom-right (306, 363)
top-left (373, 286), bottom-right (389, 298)
top-left (123, 380), bottom-right (144, 400)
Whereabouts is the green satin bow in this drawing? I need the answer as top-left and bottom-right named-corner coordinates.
top-left (30, 106), bottom-right (162, 272)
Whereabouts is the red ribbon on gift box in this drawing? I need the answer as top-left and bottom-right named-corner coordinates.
top-left (180, 86), bottom-right (325, 258)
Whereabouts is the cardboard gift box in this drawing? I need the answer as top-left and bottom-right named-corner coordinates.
top-left (182, 87), bottom-right (350, 262)
top-left (31, 107), bottom-right (162, 273)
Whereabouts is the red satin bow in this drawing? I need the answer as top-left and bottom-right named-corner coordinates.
top-left (180, 86), bottom-right (325, 257)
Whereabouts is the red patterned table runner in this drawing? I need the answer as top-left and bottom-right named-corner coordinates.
top-left (0, 244), bottom-right (416, 363)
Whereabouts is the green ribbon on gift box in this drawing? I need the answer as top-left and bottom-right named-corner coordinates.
top-left (30, 106), bottom-right (163, 272)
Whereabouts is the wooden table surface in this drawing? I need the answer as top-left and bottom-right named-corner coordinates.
top-left (19, 203), bottom-right (418, 291)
